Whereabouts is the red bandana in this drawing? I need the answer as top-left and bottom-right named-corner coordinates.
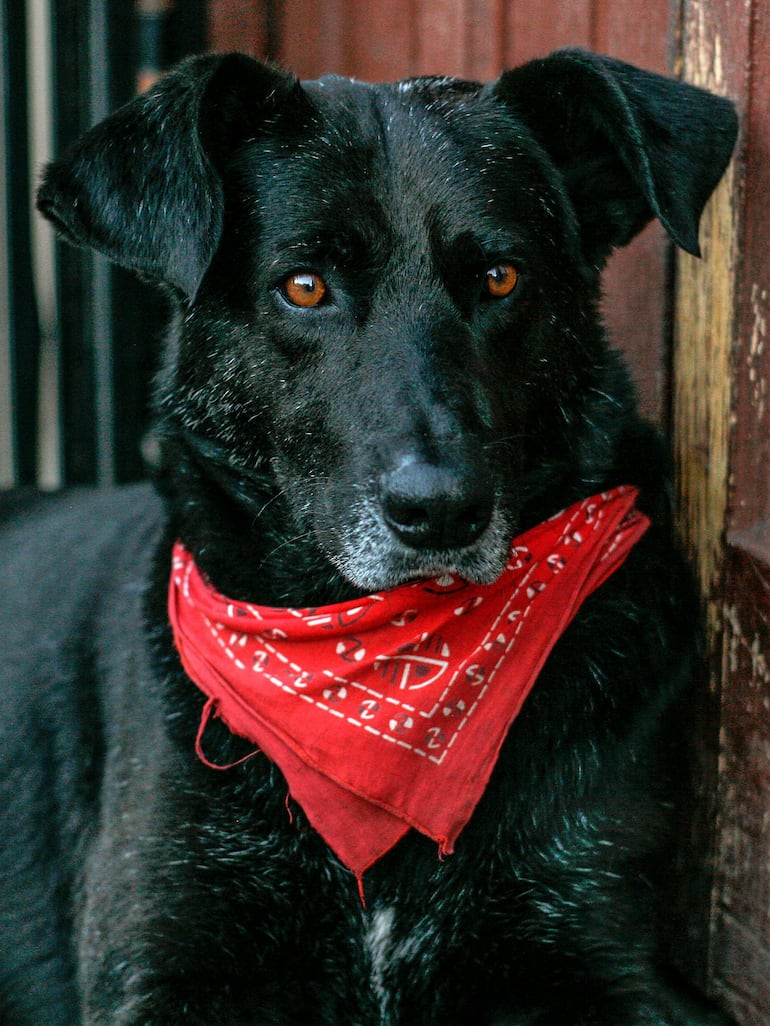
top-left (168, 487), bottom-right (648, 883)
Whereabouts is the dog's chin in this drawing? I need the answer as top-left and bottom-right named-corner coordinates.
top-left (327, 524), bottom-right (514, 594)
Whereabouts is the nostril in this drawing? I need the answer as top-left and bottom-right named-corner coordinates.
top-left (380, 460), bottom-right (494, 550)
top-left (386, 497), bottom-right (431, 532)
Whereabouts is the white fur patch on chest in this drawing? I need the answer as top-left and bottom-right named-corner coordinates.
top-left (365, 905), bottom-right (396, 1019)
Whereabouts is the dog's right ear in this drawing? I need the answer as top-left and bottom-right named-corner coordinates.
top-left (490, 49), bottom-right (738, 268)
top-left (37, 54), bottom-right (312, 300)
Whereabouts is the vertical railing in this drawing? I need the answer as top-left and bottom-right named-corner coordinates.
top-left (86, 1), bottom-right (116, 486)
top-left (1, 0), bottom-right (42, 486)
top-left (1, 0), bottom-right (208, 490)
top-left (52, 0), bottom-right (122, 486)
top-left (0, 0), bottom-right (12, 487)
top-left (28, 0), bottom-right (61, 487)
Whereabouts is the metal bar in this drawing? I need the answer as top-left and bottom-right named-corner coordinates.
top-left (27, 0), bottom-right (61, 488)
top-left (88, 0), bottom-right (115, 486)
top-left (0, 0), bottom-right (14, 486)
top-left (3, 0), bottom-right (42, 486)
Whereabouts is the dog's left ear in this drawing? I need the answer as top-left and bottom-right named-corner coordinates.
top-left (37, 53), bottom-right (312, 299)
top-left (491, 49), bottom-right (738, 266)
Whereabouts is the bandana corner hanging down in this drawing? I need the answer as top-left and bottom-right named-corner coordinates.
top-left (168, 486), bottom-right (649, 882)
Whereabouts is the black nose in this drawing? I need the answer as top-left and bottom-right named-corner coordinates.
top-left (379, 459), bottom-right (494, 550)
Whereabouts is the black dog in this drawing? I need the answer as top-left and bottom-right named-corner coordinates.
top-left (0, 49), bottom-right (737, 1025)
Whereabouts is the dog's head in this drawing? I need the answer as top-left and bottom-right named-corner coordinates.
top-left (38, 50), bottom-right (737, 599)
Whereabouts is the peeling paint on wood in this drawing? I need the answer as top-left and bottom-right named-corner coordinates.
top-left (671, 3), bottom-right (770, 1022)
top-left (712, 558), bottom-right (770, 1024)
top-left (748, 284), bottom-right (767, 425)
top-left (675, 2), bottom-right (770, 1018)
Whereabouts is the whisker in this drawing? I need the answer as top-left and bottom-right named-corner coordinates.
top-left (483, 434), bottom-right (526, 452)
top-left (257, 529), bottom-right (317, 573)
top-left (252, 489), bottom-right (287, 523)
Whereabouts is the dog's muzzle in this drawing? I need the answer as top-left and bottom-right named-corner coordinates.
top-left (320, 451), bottom-right (512, 591)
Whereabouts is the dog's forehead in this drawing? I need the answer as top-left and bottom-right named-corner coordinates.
top-left (250, 72), bottom-right (562, 236)
top-left (301, 71), bottom-right (481, 115)
top-left (300, 71), bottom-right (522, 154)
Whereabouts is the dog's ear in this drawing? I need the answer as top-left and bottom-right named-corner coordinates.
top-left (37, 53), bottom-right (312, 299)
top-left (491, 49), bottom-right (738, 266)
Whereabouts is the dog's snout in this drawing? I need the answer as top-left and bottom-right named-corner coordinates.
top-left (379, 459), bottom-right (494, 550)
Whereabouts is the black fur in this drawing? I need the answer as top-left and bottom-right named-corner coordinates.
top-left (0, 49), bottom-right (737, 1024)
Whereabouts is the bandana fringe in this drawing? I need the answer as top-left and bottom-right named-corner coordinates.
top-left (195, 696), bottom-right (259, 771)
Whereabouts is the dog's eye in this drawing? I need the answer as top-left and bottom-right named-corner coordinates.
top-left (485, 263), bottom-right (519, 299)
top-left (281, 272), bottom-right (328, 309)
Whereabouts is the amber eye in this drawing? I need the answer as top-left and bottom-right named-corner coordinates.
top-left (485, 263), bottom-right (519, 299)
top-left (281, 272), bottom-right (328, 308)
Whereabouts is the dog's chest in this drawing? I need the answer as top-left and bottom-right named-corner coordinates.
top-left (363, 902), bottom-right (445, 1022)
top-left (365, 905), bottom-right (400, 1011)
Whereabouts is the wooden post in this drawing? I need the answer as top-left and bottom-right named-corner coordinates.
top-left (674, 3), bottom-right (770, 1022)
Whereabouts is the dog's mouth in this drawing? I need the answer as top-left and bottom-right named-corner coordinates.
top-left (318, 492), bottom-right (515, 593)
top-left (302, 451), bottom-right (517, 592)
top-left (335, 544), bottom-right (512, 592)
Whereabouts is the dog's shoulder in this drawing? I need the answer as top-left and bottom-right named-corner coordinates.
top-left (0, 480), bottom-right (163, 582)
top-left (0, 483), bottom-right (165, 680)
